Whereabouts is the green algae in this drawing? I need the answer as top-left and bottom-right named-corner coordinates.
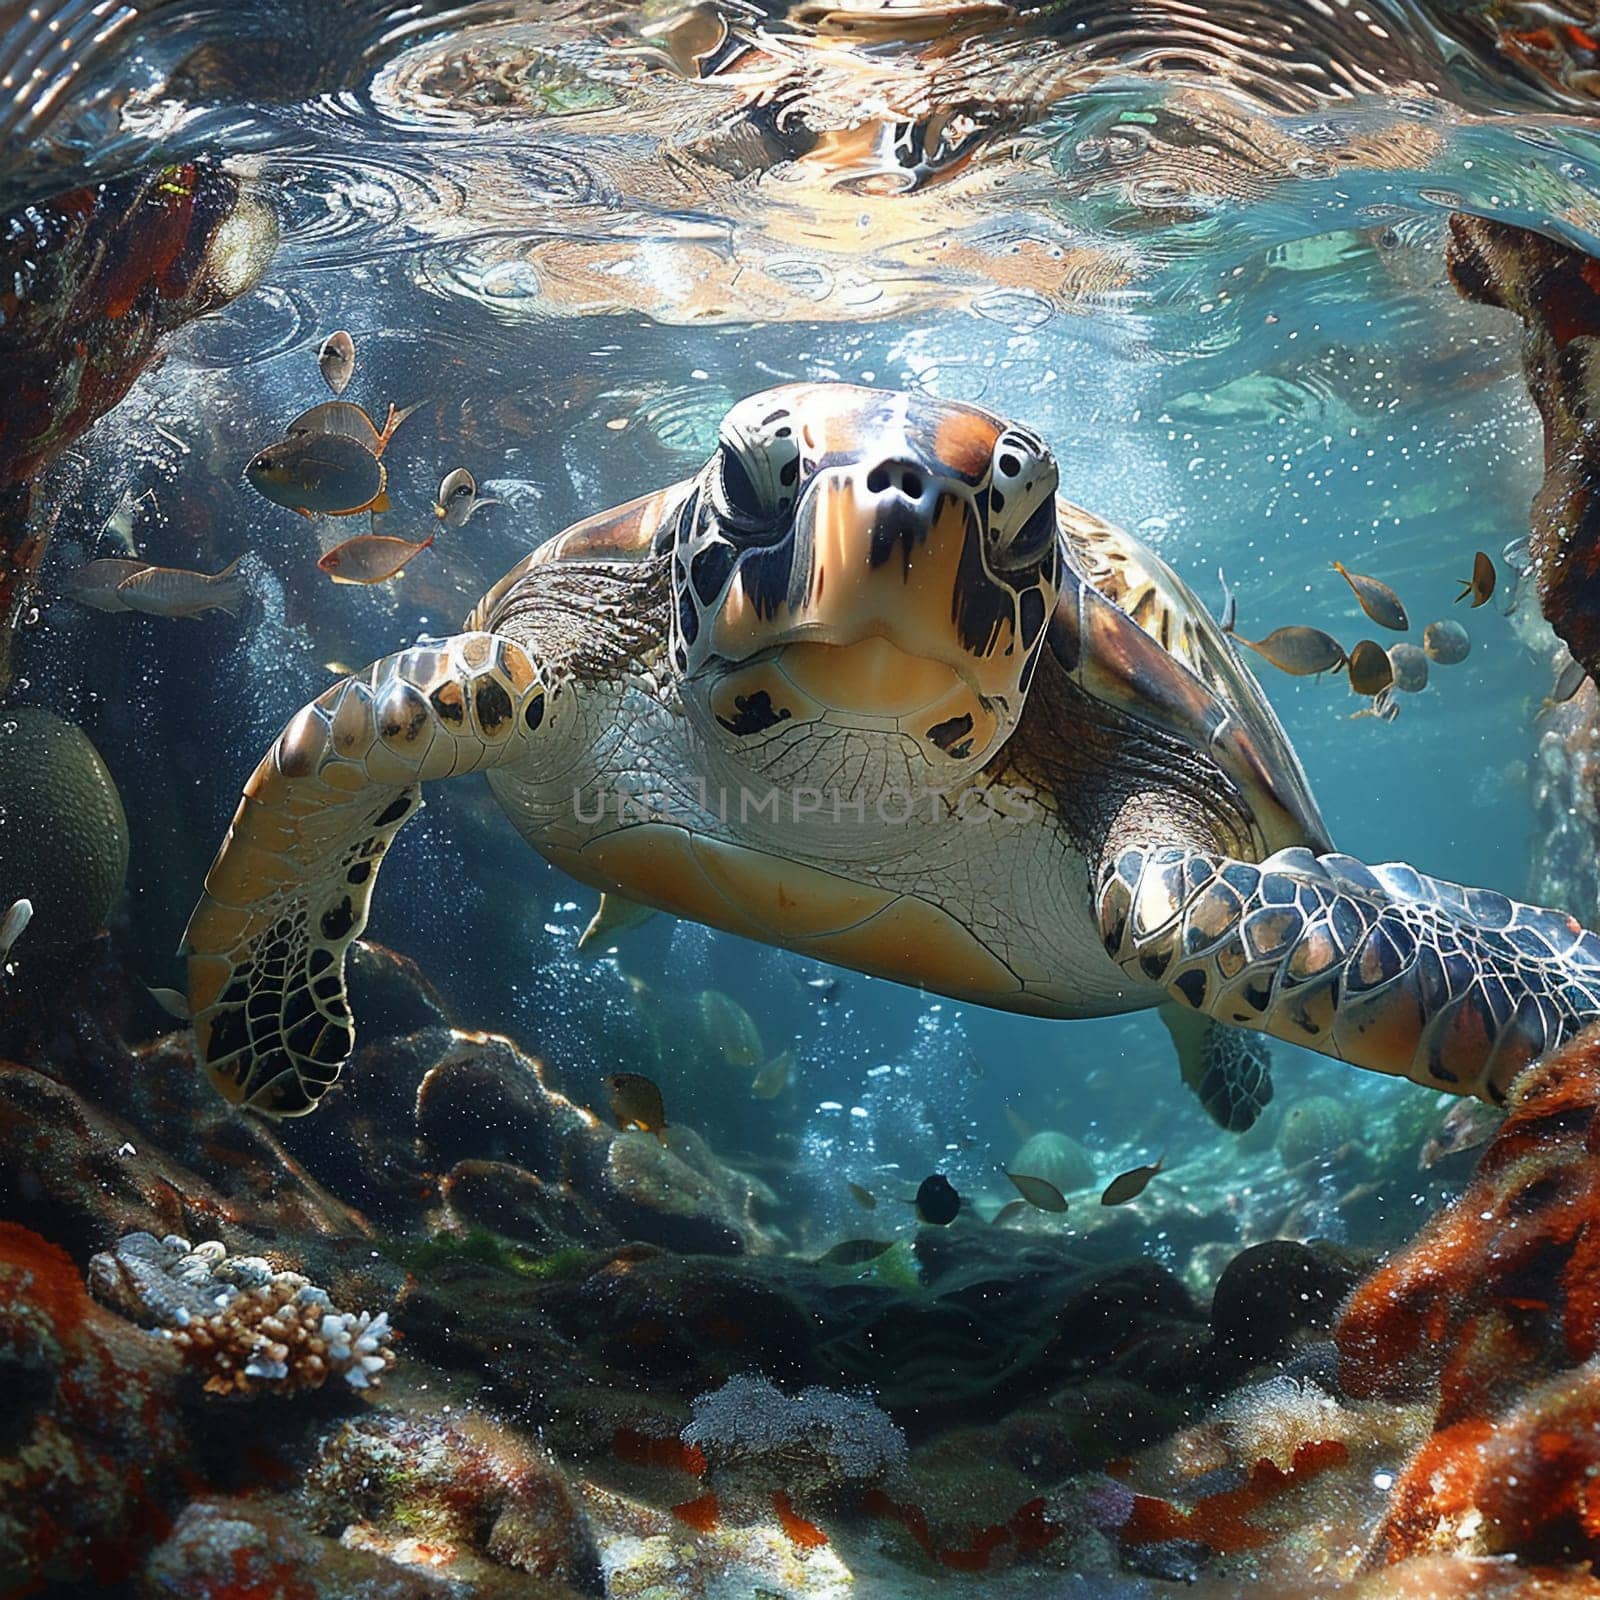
top-left (384, 1228), bottom-right (593, 1284)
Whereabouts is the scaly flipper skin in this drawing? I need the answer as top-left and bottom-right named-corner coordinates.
top-left (183, 632), bottom-right (548, 1116)
top-left (1099, 846), bottom-right (1600, 1102)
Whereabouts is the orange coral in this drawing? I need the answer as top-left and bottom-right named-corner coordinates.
top-left (1337, 1035), bottom-right (1600, 1424)
top-left (1337, 1028), bottom-right (1600, 1568)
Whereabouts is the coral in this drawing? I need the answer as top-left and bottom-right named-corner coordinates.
top-left (1336, 1035), bottom-right (1600, 1422)
top-left (1276, 1095), bottom-right (1358, 1168)
top-left (681, 1375), bottom-right (907, 1503)
top-left (89, 1231), bottom-right (393, 1397)
top-left (304, 1412), bottom-right (603, 1593)
top-left (0, 1221), bottom-right (186, 1593)
top-left (0, 709), bottom-right (128, 974)
top-left (1337, 1028), bottom-right (1600, 1571)
top-left (1010, 1129), bottom-right (1097, 1193)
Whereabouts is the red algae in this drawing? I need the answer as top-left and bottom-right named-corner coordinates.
top-left (771, 1491), bottom-right (828, 1549)
top-left (1122, 1440), bottom-right (1350, 1555)
top-left (671, 1492), bottom-right (722, 1532)
top-left (612, 1427), bottom-right (707, 1476)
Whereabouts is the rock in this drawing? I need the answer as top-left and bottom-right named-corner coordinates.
top-left (0, 1221), bottom-right (185, 1594)
top-left (1210, 1240), bottom-right (1361, 1375)
top-left (304, 1411), bottom-right (603, 1593)
top-left (139, 1496), bottom-right (579, 1599)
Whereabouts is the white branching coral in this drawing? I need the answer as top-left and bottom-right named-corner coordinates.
top-left (88, 1232), bottom-right (394, 1398)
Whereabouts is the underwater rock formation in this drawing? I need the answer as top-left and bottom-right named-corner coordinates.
top-left (1338, 1022), bottom-right (1600, 1567)
top-left (89, 1231), bottom-right (395, 1398)
top-left (1009, 1129), bottom-right (1097, 1193)
top-left (0, 161), bottom-right (276, 694)
top-left (0, 1220), bottom-right (184, 1594)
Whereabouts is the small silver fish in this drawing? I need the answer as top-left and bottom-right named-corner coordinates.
top-left (115, 558), bottom-right (245, 618)
top-left (848, 1182), bottom-right (877, 1210)
top-left (0, 897), bottom-right (32, 964)
top-left (1006, 1172), bottom-right (1068, 1213)
top-left (286, 399), bottom-right (415, 458)
top-left (751, 1049), bottom-right (794, 1100)
top-left (806, 975), bottom-right (842, 1002)
top-left (1347, 639), bottom-right (1394, 696)
top-left (432, 467), bottom-right (499, 528)
top-left (318, 330), bottom-right (356, 395)
top-left (1422, 620), bottom-right (1470, 665)
top-left (1419, 1098), bottom-right (1501, 1169)
top-left (1235, 625), bottom-right (1347, 677)
top-left (1456, 551), bottom-right (1496, 609)
top-left (1101, 1155), bottom-right (1164, 1206)
top-left (246, 433), bottom-right (389, 518)
top-left (317, 531), bottom-right (434, 586)
top-left (146, 985), bottom-right (191, 1022)
top-left (1217, 567), bottom-right (1237, 634)
top-left (60, 557), bottom-right (151, 612)
top-left (1333, 561), bottom-right (1409, 631)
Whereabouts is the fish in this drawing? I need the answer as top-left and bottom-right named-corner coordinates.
top-left (1005, 1172), bottom-right (1068, 1213)
top-left (1549, 655), bottom-right (1589, 707)
top-left (59, 557), bottom-right (151, 612)
top-left (818, 1238), bottom-right (896, 1266)
top-left (914, 1173), bottom-right (961, 1225)
top-left (1347, 639), bottom-right (1394, 696)
top-left (115, 558), bottom-right (245, 618)
top-left (1419, 1098), bottom-right (1502, 1170)
top-left (990, 1199), bottom-right (1032, 1226)
top-left (604, 1071), bottom-right (668, 1143)
top-left (1350, 686), bottom-right (1400, 722)
top-left (1422, 619), bottom-right (1470, 665)
top-left (97, 485), bottom-right (156, 556)
top-left (1456, 551), bottom-right (1496, 609)
top-left (317, 531), bottom-right (434, 586)
top-left (286, 399), bottom-right (416, 458)
top-left (1100, 1155), bottom-right (1164, 1206)
top-left (698, 988), bottom-right (764, 1069)
top-left (1217, 567), bottom-right (1236, 634)
top-left (579, 892), bottom-right (658, 951)
top-left (1003, 1105), bottom-right (1032, 1144)
top-left (848, 1182), bottom-right (877, 1210)
top-left (1386, 642), bottom-right (1429, 693)
top-left (0, 897), bottom-right (31, 964)
top-left (146, 985), bottom-right (191, 1022)
top-left (806, 975), bottom-right (841, 1002)
top-left (1234, 625), bottom-right (1347, 677)
top-left (1333, 561), bottom-right (1409, 630)
top-left (432, 467), bottom-right (500, 528)
top-left (317, 329), bottom-right (355, 395)
top-left (246, 433), bottom-right (390, 518)
top-left (751, 1049), bottom-right (794, 1100)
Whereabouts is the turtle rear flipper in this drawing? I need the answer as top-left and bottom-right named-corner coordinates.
top-left (1100, 845), bottom-right (1600, 1102)
top-left (183, 632), bottom-right (549, 1116)
top-left (1157, 1001), bottom-right (1273, 1132)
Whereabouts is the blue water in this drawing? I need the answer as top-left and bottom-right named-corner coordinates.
top-left (8, 0), bottom-right (1587, 1250)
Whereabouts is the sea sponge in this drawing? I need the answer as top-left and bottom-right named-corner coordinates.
top-left (88, 1232), bottom-right (393, 1398)
top-left (1010, 1130), bottom-right (1096, 1193)
top-left (1276, 1095), bottom-right (1356, 1168)
top-left (681, 1375), bottom-right (907, 1501)
top-left (0, 708), bottom-right (128, 967)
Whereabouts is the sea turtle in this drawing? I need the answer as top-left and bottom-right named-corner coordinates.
top-left (183, 383), bottom-right (1600, 1120)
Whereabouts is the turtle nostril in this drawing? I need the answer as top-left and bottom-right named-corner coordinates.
top-left (900, 469), bottom-right (924, 500)
top-left (866, 465), bottom-right (890, 494)
top-left (865, 463), bottom-right (926, 500)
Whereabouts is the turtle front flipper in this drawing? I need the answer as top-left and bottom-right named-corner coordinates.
top-left (183, 632), bottom-right (550, 1116)
top-left (1099, 846), bottom-right (1600, 1101)
top-left (1157, 1002), bottom-right (1273, 1132)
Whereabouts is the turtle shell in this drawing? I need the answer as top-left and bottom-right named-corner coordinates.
top-left (1050, 500), bottom-right (1331, 856)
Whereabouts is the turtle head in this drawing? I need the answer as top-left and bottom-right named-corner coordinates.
top-left (670, 384), bottom-right (1060, 787)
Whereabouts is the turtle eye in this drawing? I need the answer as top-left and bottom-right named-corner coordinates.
top-left (987, 429), bottom-right (1058, 571)
top-left (994, 496), bottom-right (1058, 572)
top-left (714, 444), bottom-right (772, 530)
